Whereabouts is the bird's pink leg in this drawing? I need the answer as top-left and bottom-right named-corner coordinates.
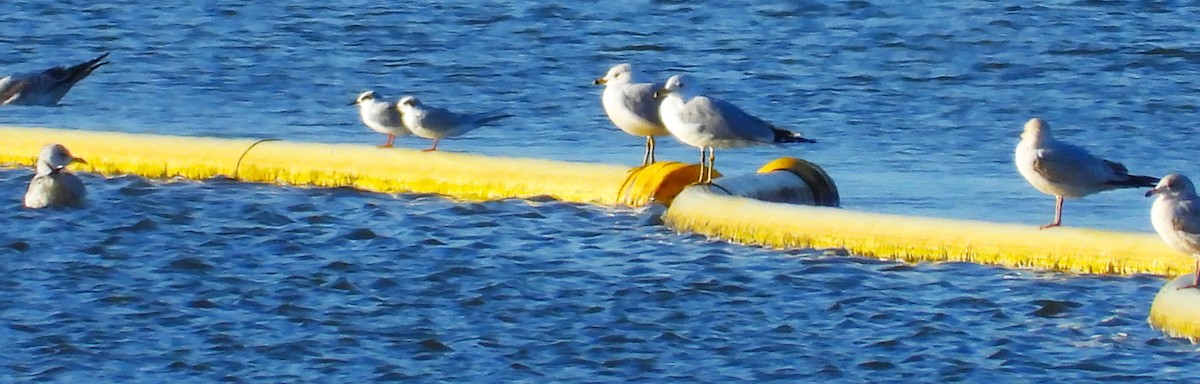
top-left (378, 134), bottom-right (395, 148)
top-left (423, 139), bottom-right (440, 152)
top-left (1039, 196), bottom-right (1064, 230)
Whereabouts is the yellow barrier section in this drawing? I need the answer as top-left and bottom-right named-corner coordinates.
top-left (664, 186), bottom-right (1190, 276)
top-left (0, 126), bottom-right (692, 205)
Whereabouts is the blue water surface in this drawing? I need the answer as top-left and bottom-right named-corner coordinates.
top-left (3, 0), bottom-right (1200, 382)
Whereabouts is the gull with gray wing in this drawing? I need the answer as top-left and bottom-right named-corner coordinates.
top-left (397, 95), bottom-right (512, 152)
top-left (653, 74), bottom-right (815, 184)
top-left (1147, 174), bottom-right (1200, 289)
top-left (1, 53), bottom-right (109, 106)
top-left (24, 144), bottom-right (88, 209)
top-left (594, 63), bottom-right (671, 166)
top-left (1014, 117), bottom-right (1158, 229)
top-left (351, 90), bottom-right (410, 148)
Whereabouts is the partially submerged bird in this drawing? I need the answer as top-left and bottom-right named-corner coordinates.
top-left (351, 90), bottom-right (410, 148)
top-left (1014, 118), bottom-right (1158, 229)
top-left (397, 95), bottom-right (512, 152)
top-left (1, 53), bottom-right (109, 106)
top-left (1147, 174), bottom-right (1200, 289)
top-left (594, 63), bottom-right (671, 166)
top-left (653, 74), bottom-right (815, 184)
top-left (24, 144), bottom-right (88, 209)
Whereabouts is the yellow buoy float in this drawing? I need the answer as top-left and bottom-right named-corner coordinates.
top-left (1148, 275), bottom-right (1200, 342)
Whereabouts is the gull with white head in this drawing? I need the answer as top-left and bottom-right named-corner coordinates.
top-left (351, 90), bottom-right (410, 148)
top-left (1014, 117), bottom-right (1158, 229)
top-left (1, 53), bottom-right (109, 106)
top-left (24, 144), bottom-right (88, 209)
top-left (653, 74), bottom-right (815, 184)
top-left (593, 63), bottom-right (671, 166)
top-left (397, 95), bottom-right (512, 152)
top-left (1147, 174), bottom-right (1200, 289)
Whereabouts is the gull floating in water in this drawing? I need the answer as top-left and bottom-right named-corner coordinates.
top-left (397, 95), bottom-right (512, 152)
top-left (351, 90), bottom-right (410, 148)
top-left (1, 53), bottom-right (109, 106)
top-left (1014, 117), bottom-right (1158, 229)
top-left (653, 74), bottom-right (815, 184)
top-left (1147, 174), bottom-right (1200, 289)
top-left (594, 63), bottom-right (671, 166)
top-left (24, 144), bottom-right (87, 209)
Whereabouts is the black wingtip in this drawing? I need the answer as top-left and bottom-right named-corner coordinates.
top-left (82, 52), bottom-right (110, 69)
top-left (60, 52), bottom-right (110, 83)
top-left (1109, 175), bottom-right (1160, 188)
top-left (772, 127), bottom-right (816, 144)
top-left (89, 53), bottom-right (111, 71)
top-left (478, 113), bottom-right (514, 125)
top-left (1130, 175), bottom-right (1160, 188)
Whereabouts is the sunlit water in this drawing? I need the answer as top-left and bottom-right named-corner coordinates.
top-left (3, 0), bottom-right (1200, 382)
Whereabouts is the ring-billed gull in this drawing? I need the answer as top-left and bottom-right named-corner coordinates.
top-left (1147, 174), bottom-right (1200, 289)
top-left (24, 144), bottom-right (87, 209)
top-left (397, 95), bottom-right (512, 152)
top-left (653, 74), bottom-right (815, 184)
top-left (593, 63), bottom-right (671, 166)
top-left (351, 91), bottom-right (410, 148)
top-left (1014, 117), bottom-right (1158, 229)
top-left (1, 53), bottom-right (109, 106)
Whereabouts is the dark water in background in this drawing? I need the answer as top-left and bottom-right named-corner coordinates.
top-left (3, 0), bottom-right (1200, 382)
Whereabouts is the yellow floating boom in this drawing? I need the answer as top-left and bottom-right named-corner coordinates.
top-left (6, 124), bottom-right (1197, 340)
top-left (0, 126), bottom-right (700, 205)
top-left (2, 125), bottom-right (1189, 277)
top-left (664, 186), bottom-right (1190, 276)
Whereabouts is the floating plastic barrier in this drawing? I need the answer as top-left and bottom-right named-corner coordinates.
top-left (7, 125), bottom-right (1197, 339)
top-left (665, 187), bottom-right (1190, 276)
top-left (4, 126), bottom-right (1189, 275)
top-left (0, 126), bottom-right (704, 206)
